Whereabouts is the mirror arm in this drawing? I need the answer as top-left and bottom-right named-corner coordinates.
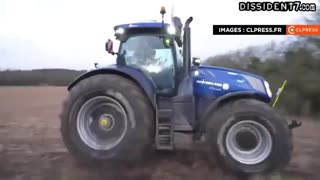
top-left (110, 52), bottom-right (118, 56)
top-left (192, 57), bottom-right (201, 67)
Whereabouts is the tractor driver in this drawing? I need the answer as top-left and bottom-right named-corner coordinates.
top-left (132, 40), bottom-right (157, 66)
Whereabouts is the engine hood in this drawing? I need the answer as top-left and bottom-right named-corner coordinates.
top-left (198, 65), bottom-right (265, 80)
top-left (193, 65), bottom-right (271, 101)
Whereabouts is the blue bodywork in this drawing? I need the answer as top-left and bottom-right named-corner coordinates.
top-left (191, 65), bottom-right (272, 123)
top-left (68, 65), bottom-right (157, 107)
top-left (193, 65), bottom-right (270, 101)
top-left (69, 64), bottom-right (271, 105)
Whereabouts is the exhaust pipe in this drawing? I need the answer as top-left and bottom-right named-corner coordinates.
top-left (183, 17), bottom-right (193, 76)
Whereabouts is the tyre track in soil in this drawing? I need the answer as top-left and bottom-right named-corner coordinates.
top-left (0, 86), bottom-right (319, 180)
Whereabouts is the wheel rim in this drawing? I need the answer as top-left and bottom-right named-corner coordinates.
top-left (77, 96), bottom-right (128, 150)
top-left (225, 120), bottom-right (273, 165)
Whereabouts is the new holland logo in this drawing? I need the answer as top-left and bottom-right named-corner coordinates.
top-left (196, 80), bottom-right (230, 90)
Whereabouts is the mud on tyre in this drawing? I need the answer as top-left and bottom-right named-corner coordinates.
top-left (60, 74), bottom-right (155, 164)
top-left (205, 98), bottom-right (292, 174)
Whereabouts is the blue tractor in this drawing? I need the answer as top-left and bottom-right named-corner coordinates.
top-left (60, 7), bottom-right (301, 175)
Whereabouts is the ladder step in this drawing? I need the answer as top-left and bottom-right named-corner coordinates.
top-left (157, 146), bottom-right (173, 150)
top-left (156, 107), bottom-right (174, 150)
top-left (158, 109), bottom-right (173, 118)
top-left (159, 134), bottom-right (171, 137)
top-left (158, 125), bottom-right (171, 130)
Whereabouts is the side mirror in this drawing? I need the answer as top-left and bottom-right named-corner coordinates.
top-left (192, 57), bottom-right (201, 67)
top-left (173, 16), bottom-right (182, 36)
top-left (173, 16), bottom-right (183, 47)
top-left (105, 39), bottom-right (115, 55)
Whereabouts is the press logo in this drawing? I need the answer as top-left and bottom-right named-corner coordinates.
top-left (239, 1), bottom-right (317, 11)
top-left (287, 26), bottom-right (295, 35)
top-left (285, 25), bottom-right (320, 35)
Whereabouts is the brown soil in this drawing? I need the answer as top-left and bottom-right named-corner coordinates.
top-left (0, 86), bottom-right (319, 180)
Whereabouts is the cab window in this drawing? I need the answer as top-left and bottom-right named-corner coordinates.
top-left (174, 41), bottom-right (183, 69)
top-left (118, 35), bottom-right (176, 93)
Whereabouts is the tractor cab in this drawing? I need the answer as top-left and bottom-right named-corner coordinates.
top-left (105, 7), bottom-right (194, 97)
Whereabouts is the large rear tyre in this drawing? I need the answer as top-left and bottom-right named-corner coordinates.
top-left (205, 99), bottom-right (292, 174)
top-left (60, 74), bottom-right (155, 164)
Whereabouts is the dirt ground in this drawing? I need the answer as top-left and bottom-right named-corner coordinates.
top-left (0, 86), bottom-right (319, 180)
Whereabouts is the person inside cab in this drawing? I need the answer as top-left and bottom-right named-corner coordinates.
top-left (117, 35), bottom-right (175, 93)
top-left (132, 39), bottom-right (158, 66)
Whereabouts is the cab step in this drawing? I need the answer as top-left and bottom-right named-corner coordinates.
top-left (156, 108), bottom-right (174, 150)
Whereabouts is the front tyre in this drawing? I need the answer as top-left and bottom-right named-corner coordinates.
top-left (60, 74), bottom-right (155, 164)
top-left (205, 99), bottom-right (292, 174)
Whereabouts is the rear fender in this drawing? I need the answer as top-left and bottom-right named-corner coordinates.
top-left (68, 65), bottom-right (157, 108)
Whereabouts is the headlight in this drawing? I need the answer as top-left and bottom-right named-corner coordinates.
top-left (264, 81), bottom-right (272, 98)
top-left (241, 74), bottom-right (272, 98)
top-left (167, 26), bottom-right (175, 35)
top-left (242, 74), bottom-right (265, 93)
top-left (115, 28), bottom-right (124, 34)
top-left (194, 70), bottom-right (199, 76)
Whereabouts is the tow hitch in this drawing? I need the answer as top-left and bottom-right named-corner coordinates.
top-left (288, 120), bottom-right (302, 130)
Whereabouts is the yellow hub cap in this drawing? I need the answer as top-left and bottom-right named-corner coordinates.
top-left (100, 118), bottom-right (109, 126)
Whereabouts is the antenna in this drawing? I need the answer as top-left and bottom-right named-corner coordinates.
top-left (160, 6), bottom-right (166, 24)
top-left (171, 4), bottom-right (174, 24)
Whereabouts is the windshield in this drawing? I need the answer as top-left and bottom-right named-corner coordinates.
top-left (118, 35), bottom-right (175, 70)
top-left (117, 35), bottom-right (176, 92)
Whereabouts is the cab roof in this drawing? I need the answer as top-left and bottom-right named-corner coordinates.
top-left (114, 21), bottom-right (170, 30)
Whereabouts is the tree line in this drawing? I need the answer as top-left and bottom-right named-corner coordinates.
top-left (0, 69), bottom-right (86, 86)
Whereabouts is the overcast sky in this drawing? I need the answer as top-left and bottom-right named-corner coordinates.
top-left (0, 0), bottom-right (318, 70)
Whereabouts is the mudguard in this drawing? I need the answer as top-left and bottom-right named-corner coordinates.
top-left (197, 91), bottom-right (270, 133)
top-left (68, 64), bottom-right (157, 108)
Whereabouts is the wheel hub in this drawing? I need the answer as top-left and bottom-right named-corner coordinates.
top-left (99, 114), bottom-right (114, 131)
top-left (77, 96), bottom-right (128, 150)
top-left (235, 127), bottom-right (258, 151)
top-left (225, 120), bottom-right (273, 165)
